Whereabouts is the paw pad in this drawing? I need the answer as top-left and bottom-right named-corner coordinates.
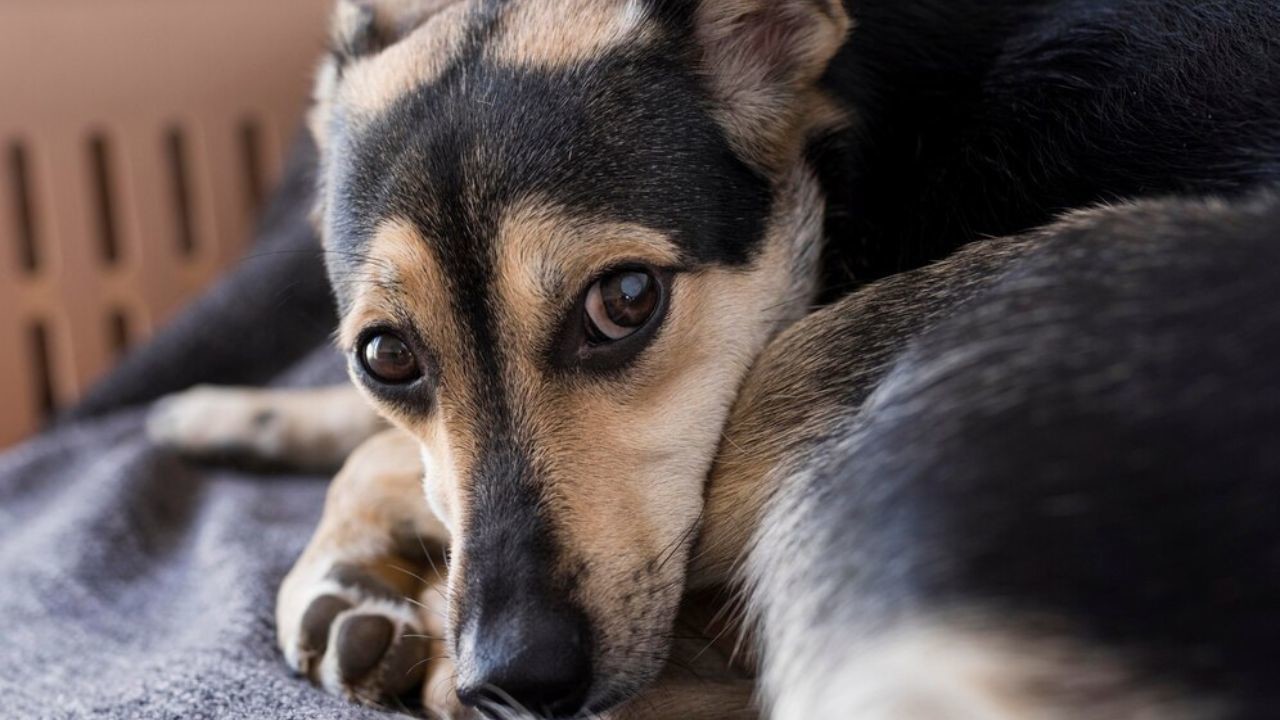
top-left (289, 564), bottom-right (434, 705)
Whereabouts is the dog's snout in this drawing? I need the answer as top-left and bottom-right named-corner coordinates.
top-left (457, 603), bottom-right (592, 717)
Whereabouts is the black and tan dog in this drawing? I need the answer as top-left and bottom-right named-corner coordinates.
top-left (150, 0), bottom-right (1280, 717)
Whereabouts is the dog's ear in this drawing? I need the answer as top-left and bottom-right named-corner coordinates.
top-left (315, 0), bottom-right (461, 107)
top-left (311, 0), bottom-right (460, 152)
top-left (330, 0), bottom-right (459, 62)
top-left (688, 0), bottom-right (851, 169)
top-left (310, 0), bottom-right (462, 233)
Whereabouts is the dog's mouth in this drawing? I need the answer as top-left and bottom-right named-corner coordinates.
top-left (452, 597), bottom-right (595, 717)
top-left (448, 548), bottom-right (694, 718)
top-left (453, 607), bottom-right (686, 717)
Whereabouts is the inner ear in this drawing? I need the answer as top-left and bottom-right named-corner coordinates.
top-left (332, 0), bottom-right (462, 62)
top-left (691, 0), bottom-right (851, 167)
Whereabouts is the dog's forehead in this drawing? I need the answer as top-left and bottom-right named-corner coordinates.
top-left (322, 0), bottom-right (772, 311)
top-left (333, 0), bottom-right (657, 117)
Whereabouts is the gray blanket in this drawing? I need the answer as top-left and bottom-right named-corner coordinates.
top-left (0, 137), bottom-right (396, 719)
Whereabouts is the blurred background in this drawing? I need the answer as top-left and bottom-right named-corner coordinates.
top-left (0, 0), bottom-right (333, 447)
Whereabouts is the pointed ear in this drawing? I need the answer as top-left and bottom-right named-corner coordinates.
top-left (309, 0), bottom-right (461, 234)
top-left (692, 0), bottom-right (851, 168)
top-left (310, 0), bottom-right (461, 149)
top-left (330, 0), bottom-right (459, 61)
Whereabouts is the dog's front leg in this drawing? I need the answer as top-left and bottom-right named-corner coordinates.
top-left (276, 428), bottom-right (465, 716)
top-left (148, 384), bottom-right (386, 471)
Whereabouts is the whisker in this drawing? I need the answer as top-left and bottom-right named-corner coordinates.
top-left (405, 653), bottom-right (450, 677)
top-left (653, 510), bottom-right (704, 575)
top-left (422, 540), bottom-right (450, 585)
top-left (400, 593), bottom-right (448, 620)
top-left (479, 683), bottom-right (536, 719)
top-left (388, 563), bottom-right (430, 585)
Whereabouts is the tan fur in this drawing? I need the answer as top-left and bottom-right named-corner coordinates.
top-left (313, 428), bottom-right (445, 557)
top-left (147, 384), bottom-right (386, 470)
top-left (511, 197), bottom-right (819, 684)
top-left (310, 0), bottom-right (469, 156)
top-left (692, 0), bottom-right (852, 173)
top-left (264, 421), bottom-right (757, 718)
top-left (274, 429), bottom-right (455, 709)
top-left (325, 147), bottom-right (825, 689)
top-left (690, 232), bottom-right (1045, 588)
top-left (492, 199), bottom-right (682, 342)
top-left (338, 219), bottom-right (482, 532)
top-left (336, 219), bottom-right (457, 353)
top-left (312, 0), bottom-right (657, 150)
top-left (612, 676), bottom-right (756, 720)
top-left (419, 568), bottom-right (466, 718)
top-left (277, 430), bottom-right (447, 620)
top-left (691, 292), bottom-right (869, 587)
top-left (253, 0), bottom-right (856, 713)
top-left (487, 0), bottom-right (656, 70)
top-left (331, 2), bottom-right (470, 120)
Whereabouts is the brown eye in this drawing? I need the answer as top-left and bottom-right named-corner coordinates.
top-left (359, 332), bottom-right (421, 384)
top-left (585, 269), bottom-right (660, 342)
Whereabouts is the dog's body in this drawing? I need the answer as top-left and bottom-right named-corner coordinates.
top-left (150, 0), bottom-right (1280, 717)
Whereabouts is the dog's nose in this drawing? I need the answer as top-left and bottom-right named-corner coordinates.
top-left (456, 603), bottom-right (592, 717)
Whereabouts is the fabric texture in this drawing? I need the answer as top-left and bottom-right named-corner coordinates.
top-left (0, 136), bottom-right (396, 719)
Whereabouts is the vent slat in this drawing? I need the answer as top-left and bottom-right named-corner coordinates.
top-left (107, 307), bottom-right (132, 358)
top-left (87, 132), bottom-right (121, 266)
top-left (27, 320), bottom-right (56, 422)
top-left (7, 140), bottom-right (40, 274)
top-left (165, 126), bottom-right (198, 257)
top-left (0, 0), bottom-right (334, 448)
top-left (238, 117), bottom-right (266, 221)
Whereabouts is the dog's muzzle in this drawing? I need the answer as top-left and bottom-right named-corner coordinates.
top-left (456, 594), bottom-right (593, 717)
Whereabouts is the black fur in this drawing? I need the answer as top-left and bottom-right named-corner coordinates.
top-left (751, 1), bottom-right (1280, 714)
top-left (325, 6), bottom-right (771, 662)
top-left (315, 0), bottom-right (1280, 713)
top-left (817, 0), bottom-right (1280, 288)
top-left (896, 199), bottom-right (1280, 706)
top-left (326, 8), bottom-right (772, 311)
top-left (763, 193), bottom-right (1280, 715)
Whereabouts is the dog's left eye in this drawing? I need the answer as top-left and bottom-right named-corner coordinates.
top-left (359, 332), bottom-right (422, 384)
top-left (585, 269), bottom-right (660, 342)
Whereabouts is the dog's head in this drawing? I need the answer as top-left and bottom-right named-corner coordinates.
top-left (312, 0), bottom-right (847, 714)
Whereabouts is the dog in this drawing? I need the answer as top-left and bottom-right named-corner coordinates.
top-left (148, 0), bottom-right (1280, 717)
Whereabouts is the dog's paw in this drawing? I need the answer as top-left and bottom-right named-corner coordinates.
top-left (282, 562), bottom-right (440, 708)
top-left (147, 385), bottom-right (289, 462)
top-left (146, 385), bottom-right (380, 470)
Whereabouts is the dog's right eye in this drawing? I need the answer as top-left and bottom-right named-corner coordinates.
top-left (359, 332), bottom-right (422, 385)
top-left (553, 266), bottom-right (671, 372)
top-left (584, 269), bottom-right (661, 343)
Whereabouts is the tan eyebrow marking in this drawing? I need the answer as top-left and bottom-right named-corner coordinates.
top-left (336, 2), bottom-right (472, 119)
top-left (486, 0), bottom-right (656, 71)
top-left (491, 198), bottom-right (681, 343)
top-left (337, 218), bottom-right (455, 351)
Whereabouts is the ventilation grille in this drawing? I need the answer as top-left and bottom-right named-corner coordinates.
top-left (0, 0), bottom-right (332, 447)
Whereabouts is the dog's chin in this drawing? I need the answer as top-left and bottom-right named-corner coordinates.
top-left (582, 689), bottom-right (634, 717)
top-left (581, 626), bottom-right (681, 715)
top-left (581, 673), bottom-right (657, 718)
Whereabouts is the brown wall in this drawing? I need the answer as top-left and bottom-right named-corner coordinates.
top-left (0, 0), bottom-right (333, 447)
